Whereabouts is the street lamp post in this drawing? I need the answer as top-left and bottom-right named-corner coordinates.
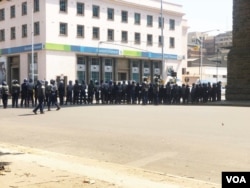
top-left (30, 0), bottom-right (35, 83)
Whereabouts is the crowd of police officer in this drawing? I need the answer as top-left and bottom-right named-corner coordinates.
top-left (0, 77), bottom-right (222, 109)
top-left (0, 79), bottom-right (61, 112)
top-left (63, 77), bottom-right (222, 106)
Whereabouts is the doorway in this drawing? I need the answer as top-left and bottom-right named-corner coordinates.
top-left (118, 72), bottom-right (127, 81)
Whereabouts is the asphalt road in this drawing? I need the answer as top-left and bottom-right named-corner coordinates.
top-left (0, 104), bottom-right (249, 185)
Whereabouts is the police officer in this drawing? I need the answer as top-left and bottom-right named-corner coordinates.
top-left (65, 80), bottom-right (73, 105)
top-left (1, 81), bottom-right (9, 108)
top-left (58, 80), bottom-right (65, 106)
top-left (20, 78), bottom-right (28, 107)
top-left (27, 78), bottom-right (34, 107)
top-left (33, 80), bottom-right (45, 114)
top-left (11, 80), bottom-right (20, 108)
top-left (48, 79), bottom-right (60, 111)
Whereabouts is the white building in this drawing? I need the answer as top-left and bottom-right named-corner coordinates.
top-left (0, 0), bottom-right (188, 85)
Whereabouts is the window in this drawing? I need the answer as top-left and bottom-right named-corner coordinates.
top-left (147, 15), bottom-right (153, 26)
top-left (60, 22), bottom-right (68, 35)
top-left (158, 36), bottom-right (163, 46)
top-left (92, 27), bottom-right (99, 39)
top-left (22, 24), bottom-right (28, 38)
top-left (34, 0), bottom-right (40, 12)
top-left (0, 8), bottom-right (5, 21)
top-left (158, 17), bottom-right (164, 28)
top-left (0, 29), bottom-right (5, 41)
top-left (92, 5), bottom-right (99, 18)
top-left (121, 31), bottom-right (128, 43)
top-left (10, 6), bottom-right (15, 18)
top-left (60, 0), bottom-right (67, 12)
top-left (134, 32), bottom-right (140, 44)
top-left (22, 2), bottom-right (27, 15)
top-left (77, 56), bottom-right (86, 81)
top-left (107, 8), bottom-right (114, 20)
top-left (134, 13), bottom-right (140, 25)
top-left (169, 19), bottom-right (175, 30)
top-left (121, 11), bottom-right (128, 23)
top-left (77, 2), bottom-right (84, 15)
top-left (147, 34), bottom-right (153, 46)
top-left (34, 22), bottom-right (40, 35)
top-left (10, 27), bottom-right (15, 40)
top-left (107, 29), bottom-right (114, 41)
top-left (28, 53), bottom-right (38, 81)
top-left (77, 25), bottom-right (84, 37)
top-left (169, 37), bottom-right (175, 48)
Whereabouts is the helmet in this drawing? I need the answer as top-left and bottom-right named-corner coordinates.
top-left (2, 81), bottom-right (7, 85)
top-left (50, 79), bottom-right (55, 84)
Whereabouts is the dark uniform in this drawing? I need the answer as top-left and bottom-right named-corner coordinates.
top-left (11, 80), bottom-right (20, 108)
top-left (33, 80), bottom-right (45, 114)
top-left (65, 80), bottom-right (73, 105)
top-left (48, 79), bottom-right (60, 111)
top-left (20, 79), bottom-right (28, 107)
top-left (1, 81), bottom-right (9, 108)
top-left (27, 79), bottom-right (34, 107)
top-left (58, 80), bottom-right (65, 105)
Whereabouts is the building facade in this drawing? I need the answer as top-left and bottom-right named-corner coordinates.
top-left (185, 31), bottom-right (230, 86)
top-left (0, 0), bottom-right (188, 86)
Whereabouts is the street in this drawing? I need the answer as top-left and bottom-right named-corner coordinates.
top-left (0, 104), bottom-right (249, 187)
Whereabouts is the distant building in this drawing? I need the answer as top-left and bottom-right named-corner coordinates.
top-left (0, 0), bottom-right (188, 86)
top-left (184, 31), bottom-right (231, 86)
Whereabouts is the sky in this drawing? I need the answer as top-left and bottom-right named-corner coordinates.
top-left (167, 0), bottom-right (233, 34)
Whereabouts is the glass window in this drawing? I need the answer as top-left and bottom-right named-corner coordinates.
top-left (134, 13), bottom-right (140, 25)
top-left (22, 24), bottom-right (27, 38)
top-left (121, 11), bottom-right (128, 23)
top-left (92, 5), bottom-right (100, 18)
top-left (77, 2), bottom-right (84, 15)
top-left (92, 27), bottom-right (99, 39)
top-left (77, 56), bottom-right (86, 82)
top-left (147, 15), bottom-right (153, 26)
top-left (34, 0), bottom-right (40, 12)
top-left (34, 22), bottom-right (40, 35)
top-left (28, 53), bottom-right (38, 82)
top-left (169, 37), bottom-right (175, 48)
top-left (169, 19), bottom-right (175, 30)
top-left (147, 34), bottom-right (153, 46)
top-left (60, 22), bottom-right (67, 35)
top-left (158, 17), bottom-right (164, 28)
top-left (10, 6), bottom-right (15, 18)
top-left (77, 25), bottom-right (84, 37)
top-left (90, 57), bottom-right (100, 81)
top-left (107, 29), bottom-right (114, 41)
top-left (134, 33), bottom-right (140, 44)
top-left (158, 36), bottom-right (163, 46)
top-left (10, 27), bottom-right (15, 40)
top-left (107, 8), bottom-right (114, 20)
top-left (0, 29), bottom-right (5, 41)
top-left (0, 9), bottom-right (4, 21)
top-left (104, 59), bottom-right (113, 82)
top-left (60, 0), bottom-right (67, 12)
top-left (132, 60), bottom-right (140, 83)
top-left (22, 2), bottom-right (27, 15)
top-left (121, 31), bottom-right (128, 43)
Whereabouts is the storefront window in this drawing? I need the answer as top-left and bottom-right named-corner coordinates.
top-left (132, 60), bottom-right (139, 83)
top-left (90, 57), bottom-right (100, 82)
top-left (28, 53), bottom-right (38, 82)
top-left (104, 58), bottom-right (113, 82)
top-left (77, 56), bottom-right (86, 81)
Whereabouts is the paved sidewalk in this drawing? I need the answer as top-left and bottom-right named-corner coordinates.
top-left (0, 143), bottom-right (219, 188)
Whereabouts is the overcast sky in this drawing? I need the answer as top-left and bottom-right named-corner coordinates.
top-left (167, 0), bottom-right (233, 34)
